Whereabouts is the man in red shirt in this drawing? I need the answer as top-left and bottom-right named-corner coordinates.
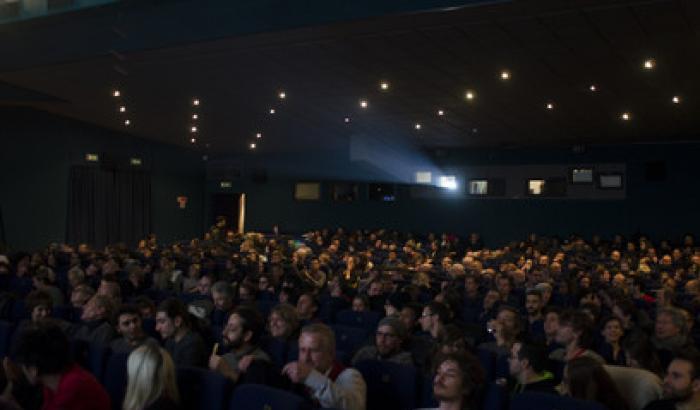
top-left (11, 322), bottom-right (111, 410)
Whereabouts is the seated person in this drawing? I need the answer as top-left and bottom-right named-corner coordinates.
top-left (209, 306), bottom-right (271, 383)
top-left (652, 307), bottom-right (692, 369)
top-left (428, 351), bottom-right (485, 410)
top-left (268, 303), bottom-right (300, 342)
top-left (187, 275), bottom-right (215, 319)
top-left (132, 296), bottom-right (156, 320)
top-left (296, 293), bottom-right (320, 325)
top-left (351, 317), bottom-right (413, 366)
top-left (156, 298), bottom-right (207, 368)
top-left (282, 323), bottom-right (366, 410)
top-left (210, 281), bottom-right (235, 327)
top-left (123, 341), bottom-right (181, 410)
top-left (563, 356), bottom-right (630, 410)
top-left (597, 316), bottom-right (627, 366)
top-left (644, 350), bottom-right (700, 410)
top-left (506, 342), bottom-right (557, 394)
top-left (110, 305), bottom-right (157, 352)
top-left (478, 305), bottom-right (523, 358)
top-left (550, 309), bottom-right (603, 363)
top-left (9, 322), bottom-right (110, 410)
top-left (70, 284), bottom-right (95, 309)
top-left (72, 295), bottom-right (117, 345)
top-left (31, 267), bottom-right (64, 307)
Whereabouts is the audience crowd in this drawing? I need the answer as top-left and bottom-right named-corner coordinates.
top-left (0, 220), bottom-right (699, 410)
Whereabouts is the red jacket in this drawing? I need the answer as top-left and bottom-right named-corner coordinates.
top-left (42, 364), bottom-right (111, 410)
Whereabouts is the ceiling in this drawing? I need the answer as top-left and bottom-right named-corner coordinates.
top-left (1, 0), bottom-right (699, 156)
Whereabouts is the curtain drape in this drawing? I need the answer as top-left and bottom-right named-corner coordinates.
top-left (66, 166), bottom-right (151, 248)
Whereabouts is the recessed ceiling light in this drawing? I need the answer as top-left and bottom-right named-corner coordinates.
top-left (119, 106), bottom-right (126, 113)
top-left (124, 119), bottom-right (130, 126)
top-left (279, 91), bottom-right (286, 99)
top-left (250, 143), bottom-right (256, 149)
top-left (643, 59), bottom-right (656, 70)
top-left (269, 108), bottom-right (276, 114)
top-left (359, 99), bottom-right (368, 109)
top-left (465, 90), bottom-right (475, 100)
top-left (546, 102), bottom-right (554, 110)
top-left (344, 117), bottom-right (351, 123)
top-left (589, 85), bottom-right (597, 92)
top-left (414, 123), bottom-right (422, 130)
top-left (437, 109), bottom-right (445, 116)
top-left (500, 70), bottom-right (511, 80)
top-left (621, 112), bottom-right (631, 121)
top-left (193, 99), bottom-right (200, 106)
top-left (380, 81), bottom-right (389, 91)
top-left (256, 132), bottom-right (262, 139)
top-left (113, 90), bottom-right (120, 97)
top-left (192, 114), bottom-right (198, 120)
top-left (190, 137), bottom-right (196, 144)
top-left (672, 96), bottom-right (681, 104)
top-left (191, 126), bottom-right (198, 132)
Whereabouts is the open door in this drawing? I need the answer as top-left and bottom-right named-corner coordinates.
top-left (211, 193), bottom-right (245, 233)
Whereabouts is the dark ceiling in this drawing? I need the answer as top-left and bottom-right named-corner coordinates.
top-left (1, 0), bottom-right (699, 155)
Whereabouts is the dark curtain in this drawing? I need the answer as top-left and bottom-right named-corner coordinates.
top-left (66, 166), bottom-right (151, 248)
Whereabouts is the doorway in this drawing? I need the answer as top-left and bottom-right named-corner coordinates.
top-left (210, 193), bottom-right (246, 233)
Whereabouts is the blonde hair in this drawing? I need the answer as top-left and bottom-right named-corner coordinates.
top-left (123, 341), bottom-right (179, 410)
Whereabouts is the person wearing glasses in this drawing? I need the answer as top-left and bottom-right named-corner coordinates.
top-left (351, 317), bottom-right (413, 366)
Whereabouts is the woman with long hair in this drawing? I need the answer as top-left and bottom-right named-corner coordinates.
top-left (123, 341), bottom-right (180, 410)
top-left (563, 356), bottom-right (630, 410)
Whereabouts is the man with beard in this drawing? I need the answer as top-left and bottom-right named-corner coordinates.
top-left (208, 306), bottom-right (270, 383)
top-left (644, 351), bottom-right (700, 410)
top-left (351, 317), bottom-right (413, 366)
top-left (430, 351), bottom-right (484, 410)
top-left (109, 305), bottom-right (156, 352)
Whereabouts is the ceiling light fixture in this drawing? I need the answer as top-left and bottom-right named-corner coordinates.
top-left (269, 108), bottom-right (276, 114)
top-left (279, 91), bottom-right (286, 99)
top-left (437, 109), bottom-right (445, 116)
top-left (643, 59), bottom-right (656, 70)
top-left (589, 85), bottom-right (597, 92)
top-left (119, 106), bottom-right (126, 113)
top-left (190, 137), bottom-right (197, 144)
top-left (672, 96), bottom-right (681, 104)
top-left (124, 119), bottom-right (130, 126)
top-left (344, 117), bottom-right (351, 123)
top-left (359, 99), bottom-right (368, 109)
top-left (380, 81), bottom-right (390, 91)
top-left (250, 143), bottom-right (256, 150)
top-left (192, 114), bottom-right (198, 120)
top-left (414, 123), bottom-right (422, 130)
top-left (113, 90), bottom-right (120, 97)
top-left (546, 102), bottom-right (554, 110)
top-left (193, 99), bottom-right (200, 106)
top-left (256, 132), bottom-right (262, 139)
top-left (621, 112), bottom-right (631, 121)
top-left (500, 70), bottom-right (511, 80)
top-left (191, 126), bottom-right (198, 132)
top-left (465, 90), bottom-right (475, 100)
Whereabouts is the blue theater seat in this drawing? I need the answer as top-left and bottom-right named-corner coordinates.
top-left (334, 310), bottom-right (380, 332)
top-left (483, 382), bottom-right (508, 410)
top-left (177, 366), bottom-right (232, 410)
top-left (229, 383), bottom-right (309, 410)
top-left (103, 350), bottom-right (130, 410)
top-left (355, 360), bottom-right (417, 410)
top-left (0, 320), bottom-right (13, 359)
top-left (331, 325), bottom-right (370, 357)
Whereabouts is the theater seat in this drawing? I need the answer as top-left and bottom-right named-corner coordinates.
top-left (334, 310), bottom-right (380, 332)
top-left (230, 383), bottom-right (309, 410)
top-left (177, 366), bottom-right (232, 410)
top-left (477, 348), bottom-right (496, 382)
top-left (355, 359), bottom-right (417, 410)
top-left (483, 382), bottom-right (508, 410)
top-left (510, 392), bottom-right (607, 410)
top-left (103, 350), bottom-right (130, 410)
top-left (331, 325), bottom-right (370, 356)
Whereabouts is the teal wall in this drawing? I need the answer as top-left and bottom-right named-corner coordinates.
top-left (0, 107), bottom-right (205, 251)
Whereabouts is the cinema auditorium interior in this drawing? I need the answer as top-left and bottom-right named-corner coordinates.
top-left (2, 0), bottom-right (700, 409)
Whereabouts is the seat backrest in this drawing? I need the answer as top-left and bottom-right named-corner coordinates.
top-left (88, 343), bottom-right (112, 383)
top-left (335, 310), bottom-right (380, 332)
top-left (510, 392), bottom-right (608, 410)
top-left (482, 382), bottom-right (508, 410)
top-left (355, 360), bottom-right (417, 410)
top-left (477, 348), bottom-right (496, 382)
top-left (262, 337), bottom-right (290, 368)
top-left (177, 366), bottom-right (232, 410)
top-left (331, 325), bottom-right (370, 355)
top-left (230, 383), bottom-right (308, 410)
top-left (103, 350), bottom-right (130, 410)
top-left (604, 365), bottom-right (662, 410)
